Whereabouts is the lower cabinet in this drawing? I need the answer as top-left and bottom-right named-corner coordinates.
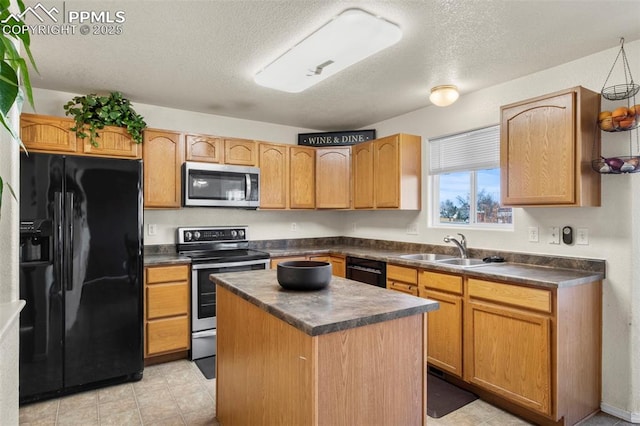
top-left (144, 264), bottom-right (190, 360)
top-left (386, 264), bottom-right (418, 296)
top-left (419, 270), bottom-right (463, 377)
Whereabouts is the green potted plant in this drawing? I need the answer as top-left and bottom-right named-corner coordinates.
top-left (63, 91), bottom-right (147, 147)
top-left (0, 0), bottom-right (38, 214)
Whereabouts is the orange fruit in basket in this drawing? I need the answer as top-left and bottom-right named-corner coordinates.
top-left (619, 117), bottom-right (636, 129)
top-left (598, 110), bottom-right (612, 121)
top-left (612, 106), bottom-right (629, 122)
top-left (629, 104), bottom-right (640, 117)
top-left (599, 117), bottom-right (615, 131)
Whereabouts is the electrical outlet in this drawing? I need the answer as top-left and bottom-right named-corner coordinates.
top-left (290, 222), bottom-right (297, 232)
top-left (576, 228), bottom-right (589, 245)
top-left (148, 224), bottom-right (157, 236)
top-left (549, 227), bottom-right (560, 244)
top-left (528, 226), bottom-right (539, 242)
top-left (406, 223), bottom-right (418, 235)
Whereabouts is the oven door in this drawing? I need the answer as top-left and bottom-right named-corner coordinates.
top-left (191, 259), bottom-right (269, 333)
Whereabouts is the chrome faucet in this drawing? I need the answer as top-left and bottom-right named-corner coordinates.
top-left (444, 233), bottom-right (468, 259)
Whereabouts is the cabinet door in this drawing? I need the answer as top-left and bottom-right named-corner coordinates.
top-left (465, 300), bottom-right (551, 415)
top-left (20, 113), bottom-right (77, 153)
top-left (143, 130), bottom-right (184, 208)
top-left (224, 138), bottom-right (257, 166)
top-left (146, 316), bottom-right (190, 356)
top-left (501, 91), bottom-right (576, 205)
top-left (259, 143), bottom-right (288, 209)
top-left (316, 147), bottom-right (351, 208)
top-left (421, 289), bottom-right (463, 377)
top-left (330, 255), bottom-right (346, 278)
top-left (82, 125), bottom-right (141, 159)
top-left (352, 142), bottom-right (374, 209)
top-left (374, 135), bottom-right (400, 208)
top-left (185, 134), bottom-right (222, 163)
top-left (290, 146), bottom-right (316, 209)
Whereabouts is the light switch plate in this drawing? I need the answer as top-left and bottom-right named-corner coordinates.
top-left (576, 228), bottom-right (589, 245)
top-left (528, 226), bottom-right (539, 242)
top-left (148, 224), bottom-right (157, 236)
top-left (549, 227), bottom-right (560, 244)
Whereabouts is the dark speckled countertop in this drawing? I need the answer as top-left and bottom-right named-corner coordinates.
top-left (211, 269), bottom-right (439, 336)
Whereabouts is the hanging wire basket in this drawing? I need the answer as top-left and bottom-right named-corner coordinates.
top-left (592, 156), bottom-right (640, 174)
top-left (601, 38), bottom-right (638, 100)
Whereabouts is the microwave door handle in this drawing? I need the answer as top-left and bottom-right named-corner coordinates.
top-left (245, 174), bottom-right (251, 200)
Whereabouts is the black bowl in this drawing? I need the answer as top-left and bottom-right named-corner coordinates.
top-left (277, 261), bottom-right (332, 291)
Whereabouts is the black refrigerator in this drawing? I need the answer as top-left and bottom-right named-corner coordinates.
top-left (19, 152), bottom-right (144, 403)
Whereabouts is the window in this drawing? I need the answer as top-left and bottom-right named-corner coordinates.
top-left (429, 125), bottom-right (512, 228)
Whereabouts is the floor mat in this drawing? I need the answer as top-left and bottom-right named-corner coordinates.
top-left (195, 356), bottom-right (216, 380)
top-left (427, 373), bottom-right (477, 418)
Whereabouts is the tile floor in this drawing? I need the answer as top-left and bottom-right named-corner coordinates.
top-left (19, 359), bottom-right (636, 425)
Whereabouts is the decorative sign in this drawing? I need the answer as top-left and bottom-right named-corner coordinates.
top-left (298, 129), bottom-right (376, 147)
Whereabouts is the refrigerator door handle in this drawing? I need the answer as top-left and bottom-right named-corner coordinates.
top-left (64, 192), bottom-right (75, 292)
top-left (53, 192), bottom-right (64, 292)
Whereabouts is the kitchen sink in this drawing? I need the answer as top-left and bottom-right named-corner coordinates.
top-left (399, 253), bottom-right (455, 261)
top-left (436, 258), bottom-right (488, 267)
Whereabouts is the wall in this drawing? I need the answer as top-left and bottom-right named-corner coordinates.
top-left (16, 40), bottom-right (640, 421)
top-left (0, 105), bottom-right (21, 423)
top-left (345, 40), bottom-right (640, 421)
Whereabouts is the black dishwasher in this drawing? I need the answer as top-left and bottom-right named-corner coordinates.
top-left (346, 256), bottom-right (387, 288)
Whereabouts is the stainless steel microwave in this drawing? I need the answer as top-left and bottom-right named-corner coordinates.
top-left (183, 162), bottom-right (260, 208)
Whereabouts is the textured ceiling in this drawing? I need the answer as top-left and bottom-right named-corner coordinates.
top-left (25, 0), bottom-right (640, 130)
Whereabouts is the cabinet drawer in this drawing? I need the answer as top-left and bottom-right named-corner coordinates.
top-left (468, 278), bottom-right (552, 313)
top-left (420, 271), bottom-right (463, 295)
top-left (388, 281), bottom-right (418, 296)
top-left (147, 316), bottom-right (189, 355)
top-left (387, 264), bottom-right (418, 285)
top-left (146, 264), bottom-right (190, 284)
top-left (147, 282), bottom-right (189, 319)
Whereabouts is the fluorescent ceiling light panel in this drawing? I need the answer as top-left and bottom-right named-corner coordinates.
top-left (254, 9), bottom-right (402, 93)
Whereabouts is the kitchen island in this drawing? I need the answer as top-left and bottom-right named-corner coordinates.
top-left (211, 269), bottom-right (439, 426)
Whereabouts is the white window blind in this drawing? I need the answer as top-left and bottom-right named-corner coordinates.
top-left (429, 125), bottom-right (500, 174)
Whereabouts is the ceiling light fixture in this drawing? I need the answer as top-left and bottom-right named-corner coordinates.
top-left (254, 9), bottom-right (402, 93)
top-left (429, 85), bottom-right (459, 107)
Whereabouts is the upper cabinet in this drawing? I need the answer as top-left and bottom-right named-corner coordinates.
top-left (20, 113), bottom-right (141, 159)
top-left (316, 147), bottom-right (351, 209)
top-left (224, 138), bottom-right (257, 166)
top-left (353, 133), bottom-right (422, 210)
top-left (500, 87), bottom-right (601, 207)
top-left (143, 129), bottom-right (184, 208)
top-left (185, 134), bottom-right (222, 163)
top-left (258, 142), bottom-right (289, 209)
top-left (289, 146), bottom-right (316, 209)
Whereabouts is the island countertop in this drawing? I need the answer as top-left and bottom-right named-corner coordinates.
top-left (211, 269), bottom-right (439, 336)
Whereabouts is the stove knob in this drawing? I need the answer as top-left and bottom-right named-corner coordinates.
top-left (184, 231), bottom-right (192, 241)
top-left (193, 231), bottom-right (201, 240)
top-left (238, 230), bottom-right (245, 238)
top-left (230, 230), bottom-right (238, 238)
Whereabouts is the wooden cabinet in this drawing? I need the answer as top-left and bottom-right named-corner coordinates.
top-left (316, 147), bottom-right (351, 209)
top-left (143, 129), bottom-right (184, 208)
top-left (259, 143), bottom-right (289, 209)
top-left (500, 86), bottom-right (600, 207)
top-left (270, 256), bottom-right (307, 268)
top-left (374, 134), bottom-right (422, 209)
top-left (464, 277), bottom-right (601, 425)
top-left (289, 146), bottom-right (316, 209)
top-left (20, 113), bottom-right (141, 159)
top-left (224, 138), bottom-right (257, 166)
top-left (185, 133), bottom-right (222, 163)
top-left (387, 264), bottom-right (418, 296)
top-left (352, 142), bottom-right (375, 208)
top-left (352, 133), bottom-right (421, 210)
top-left (329, 255), bottom-right (346, 278)
top-left (419, 270), bottom-right (463, 377)
top-left (144, 264), bottom-right (190, 359)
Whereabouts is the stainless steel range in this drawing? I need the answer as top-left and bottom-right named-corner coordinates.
top-left (177, 226), bottom-right (270, 360)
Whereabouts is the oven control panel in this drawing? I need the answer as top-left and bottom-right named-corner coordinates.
top-left (178, 226), bottom-right (248, 244)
